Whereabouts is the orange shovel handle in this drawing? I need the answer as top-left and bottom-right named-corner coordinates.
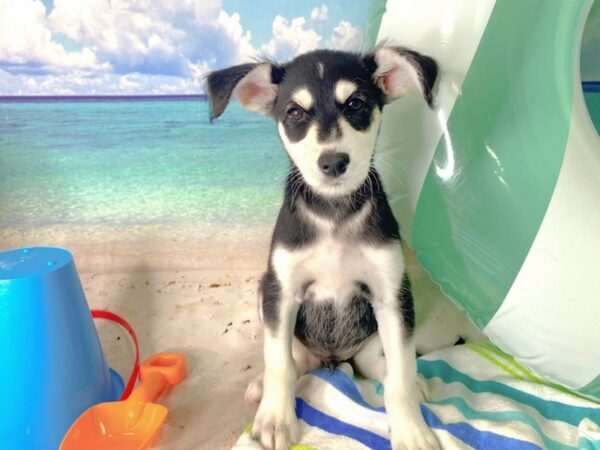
top-left (127, 372), bottom-right (168, 404)
top-left (140, 352), bottom-right (186, 385)
top-left (128, 352), bottom-right (186, 404)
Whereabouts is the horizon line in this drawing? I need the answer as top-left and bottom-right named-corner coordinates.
top-left (1, 81), bottom-right (599, 99)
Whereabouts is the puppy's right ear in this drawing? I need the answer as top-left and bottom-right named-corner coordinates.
top-left (205, 63), bottom-right (283, 122)
top-left (365, 46), bottom-right (438, 108)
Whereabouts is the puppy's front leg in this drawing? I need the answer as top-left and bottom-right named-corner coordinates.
top-left (376, 304), bottom-right (438, 449)
top-left (252, 286), bottom-right (300, 450)
top-left (374, 296), bottom-right (439, 450)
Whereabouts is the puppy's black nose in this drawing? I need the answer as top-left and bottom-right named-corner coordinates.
top-left (318, 152), bottom-right (350, 177)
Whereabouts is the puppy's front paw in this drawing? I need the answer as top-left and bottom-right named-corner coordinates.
top-left (391, 421), bottom-right (439, 450)
top-left (252, 396), bottom-right (299, 450)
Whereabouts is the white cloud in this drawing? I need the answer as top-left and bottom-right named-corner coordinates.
top-left (0, 69), bottom-right (25, 95)
top-left (0, 67), bottom-right (201, 96)
top-left (310, 5), bottom-right (328, 22)
top-left (0, 0), bottom-right (258, 94)
top-left (327, 20), bottom-right (362, 52)
top-left (0, 1), bottom-right (366, 95)
top-left (261, 16), bottom-right (322, 61)
top-left (260, 12), bottom-right (363, 62)
top-left (48, 0), bottom-right (257, 77)
top-left (24, 77), bottom-right (37, 89)
top-left (0, 0), bottom-right (103, 74)
top-left (119, 73), bottom-right (142, 91)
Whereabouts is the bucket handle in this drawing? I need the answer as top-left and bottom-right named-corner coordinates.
top-left (91, 310), bottom-right (140, 401)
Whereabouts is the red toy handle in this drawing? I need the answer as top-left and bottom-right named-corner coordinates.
top-left (91, 310), bottom-right (140, 400)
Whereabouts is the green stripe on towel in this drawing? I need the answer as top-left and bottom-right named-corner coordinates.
top-left (429, 395), bottom-right (573, 450)
top-left (418, 358), bottom-right (600, 426)
top-left (466, 343), bottom-right (600, 406)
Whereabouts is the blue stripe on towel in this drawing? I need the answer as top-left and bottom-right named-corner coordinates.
top-left (312, 369), bottom-right (385, 412)
top-left (295, 397), bottom-right (391, 450)
top-left (422, 406), bottom-right (541, 450)
top-left (309, 368), bottom-right (541, 450)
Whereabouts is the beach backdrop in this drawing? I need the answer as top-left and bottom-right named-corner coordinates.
top-left (0, 1), bottom-right (599, 272)
top-left (0, 0), bottom-right (373, 273)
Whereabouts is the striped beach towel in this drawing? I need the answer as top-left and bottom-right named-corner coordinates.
top-left (234, 343), bottom-right (600, 449)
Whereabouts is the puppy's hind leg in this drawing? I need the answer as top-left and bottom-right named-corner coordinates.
top-left (353, 332), bottom-right (387, 382)
top-left (245, 337), bottom-right (320, 406)
top-left (353, 332), bottom-right (429, 403)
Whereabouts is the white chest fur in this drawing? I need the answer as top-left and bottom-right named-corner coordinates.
top-left (272, 201), bottom-right (405, 307)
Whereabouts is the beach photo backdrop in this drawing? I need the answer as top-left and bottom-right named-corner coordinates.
top-left (0, 1), bottom-right (372, 273)
top-left (1, 1), bottom-right (599, 272)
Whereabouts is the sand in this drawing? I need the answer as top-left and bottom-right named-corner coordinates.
top-left (0, 223), bottom-right (482, 450)
top-left (1, 223), bottom-right (271, 449)
top-left (89, 268), bottom-right (264, 449)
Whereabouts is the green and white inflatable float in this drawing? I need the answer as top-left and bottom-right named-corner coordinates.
top-left (366, 0), bottom-right (600, 397)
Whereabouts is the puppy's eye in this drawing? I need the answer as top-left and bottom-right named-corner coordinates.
top-left (287, 106), bottom-right (306, 123)
top-left (347, 97), bottom-right (365, 111)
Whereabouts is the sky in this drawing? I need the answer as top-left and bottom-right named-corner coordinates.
top-left (0, 0), bottom-right (368, 95)
top-left (0, 0), bottom-right (598, 96)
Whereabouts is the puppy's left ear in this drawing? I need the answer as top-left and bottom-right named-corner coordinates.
top-left (205, 63), bottom-right (283, 122)
top-left (366, 46), bottom-right (438, 107)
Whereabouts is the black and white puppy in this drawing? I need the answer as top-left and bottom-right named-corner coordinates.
top-left (206, 46), bottom-right (439, 450)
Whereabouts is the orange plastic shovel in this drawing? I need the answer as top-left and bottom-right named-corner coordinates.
top-left (60, 352), bottom-right (186, 450)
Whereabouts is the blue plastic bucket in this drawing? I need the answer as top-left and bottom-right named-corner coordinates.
top-left (0, 247), bottom-right (123, 449)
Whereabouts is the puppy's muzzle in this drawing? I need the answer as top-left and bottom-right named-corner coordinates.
top-left (318, 152), bottom-right (350, 178)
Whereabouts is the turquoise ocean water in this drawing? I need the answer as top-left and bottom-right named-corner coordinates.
top-left (1, 94), bottom-right (599, 229)
top-left (0, 98), bottom-right (288, 227)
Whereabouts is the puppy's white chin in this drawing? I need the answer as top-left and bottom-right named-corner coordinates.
top-left (314, 184), bottom-right (355, 198)
top-left (309, 173), bottom-right (369, 198)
